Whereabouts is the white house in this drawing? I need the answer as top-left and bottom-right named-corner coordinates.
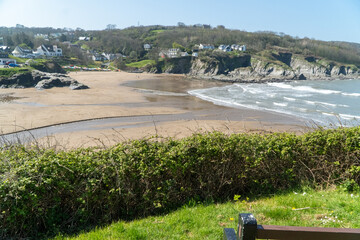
top-left (92, 53), bottom-right (106, 61)
top-left (0, 46), bottom-right (10, 52)
top-left (34, 45), bottom-right (62, 57)
top-left (199, 44), bottom-right (215, 50)
top-left (180, 52), bottom-right (189, 57)
top-left (102, 53), bottom-right (123, 61)
top-left (229, 44), bottom-right (246, 51)
top-left (159, 48), bottom-right (180, 58)
top-left (192, 52), bottom-right (199, 57)
top-left (168, 48), bottom-right (180, 57)
top-left (12, 46), bottom-right (34, 58)
top-left (79, 36), bottom-right (90, 41)
top-left (0, 53), bottom-right (16, 65)
top-left (143, 44), bottom-right (152, 51)
top-left (218, 45), bottom-right (232, 52)
top-left (218, 45), bottom-right (226, 51)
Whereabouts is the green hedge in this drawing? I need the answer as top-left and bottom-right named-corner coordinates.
top-left (1, 128), bottom-right (360, 238)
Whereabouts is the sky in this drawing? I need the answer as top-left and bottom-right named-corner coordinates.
top-left (0, 0), bottom-right (359, 43)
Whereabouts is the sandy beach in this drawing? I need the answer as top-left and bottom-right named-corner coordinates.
top-left (0, 71), bottom-right (308, 148)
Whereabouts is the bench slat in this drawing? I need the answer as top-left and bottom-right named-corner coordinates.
top-left (257, 225), bottom-right (360, 240)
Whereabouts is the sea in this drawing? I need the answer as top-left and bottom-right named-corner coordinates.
top-left (188, 79), bottom-right (360, 127)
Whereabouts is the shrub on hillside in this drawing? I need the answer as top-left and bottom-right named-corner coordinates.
top-left (0, 128), bottom-right (360, 238)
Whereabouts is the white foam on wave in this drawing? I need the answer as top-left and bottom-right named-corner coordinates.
top-left (268, 82), bottom-right (341, 95)
top-left (268, 82), bottom-right (292, 89)
top-left (284, 97), bottom-right (296, 101)
top-left (339, 114), bottom-right (360, 120)
top-left (293, 86), bottom-right (340, 94)
top-left (321, 112), bottom-right (336, 117)
top-left (188, 89), bottom-right (257, 110)
top-left (303, 100), bottom-right (344, 108)
top-left (305, 100), bottom-right (316, 105)
top-left (342, 92), bottom-right (360, 97)
top-left (274, 102), bottom-right (288, 107)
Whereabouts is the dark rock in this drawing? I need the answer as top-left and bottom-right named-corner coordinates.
top-left (0, 70), bottom-right (89, 90)
top-left (0, 72), bottom-right (35, 88)
top-left (272, 52), bottom-right (292, 66)
top-left (69, 83), bottom-right (90, 90)
top-left (298, 74), bottom-right (307, 80)
top-left (304, 56), bottom-right (317, 63)
top-left (30, 61), bottom-right (66, 74)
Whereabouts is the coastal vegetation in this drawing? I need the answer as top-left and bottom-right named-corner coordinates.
top-left (56, 188), bottom-right (360, 239)
top-left (1, 127), bottom-right (360, 239)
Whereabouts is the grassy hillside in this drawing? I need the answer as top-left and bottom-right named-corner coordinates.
top-left (85, 25), bottom-right (360, 67)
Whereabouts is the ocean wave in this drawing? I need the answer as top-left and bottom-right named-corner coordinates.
top-left (339, 114), bottom-right (360, 120)
top-left (268, 82), bottom-right (341, 95)
top-left (321, 112), bottom-right (336, 117)
top-left (267, 82), bottom-right (293, 89)
top-left (274, 102), bottom-right (288, 107)
top-left (342, 92), bottom-right (360, 97)
top-left (284, 97), bottom-right (296, 101)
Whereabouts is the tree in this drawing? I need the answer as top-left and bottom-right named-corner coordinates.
top-left (172, 42), bottom-right (185, 51)
top-left (4, 36), bottom-right (14, 46)
top-left (106, 24), bottom-right (117, 30)
top-left (177, 22), bottom-right (185, 27)
top-left (59, 34), bottom-right (67, 42)
top-left (12, 32), bottom-right (34, 48)
top-left (147, 47), bottom-right (160, 63)
top-left (129, 51), bottom-right (138, 60)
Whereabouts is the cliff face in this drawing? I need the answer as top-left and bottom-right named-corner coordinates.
top-left (186, 52), bottom-right (360, 82)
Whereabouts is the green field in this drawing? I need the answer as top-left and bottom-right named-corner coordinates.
top-left (126, 59), bottom-right (156, 68)
top-left (55, 188), bottom-right (360, 239)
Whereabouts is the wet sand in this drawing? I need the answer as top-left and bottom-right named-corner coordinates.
top-left (0, 71), bottom-right (309, 148)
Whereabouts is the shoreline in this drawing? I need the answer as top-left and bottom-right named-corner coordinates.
top-left (186, 74), bottom-right (360, 84)
top-left (0, 71), bottom-right (310, 148)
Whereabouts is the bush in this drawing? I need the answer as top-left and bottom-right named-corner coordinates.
top-left (0, 128), bottom-right (360, 238)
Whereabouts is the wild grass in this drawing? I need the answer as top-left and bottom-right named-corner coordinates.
top-left (54, 187), bottom-right (360, 239)
top-left (126, 59), bottom-right (156, 68)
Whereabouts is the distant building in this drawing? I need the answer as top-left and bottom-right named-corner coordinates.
top-left (0, 53), bottom-right (16, 65)
top-left (218, 45), bottom-right (232, 52)
top-left (16, 24), bottom-right (25, 28)
top-left (143, 44), bottom-right (152, 51)
top-left (192, 52), bottom-right (199, 57)
top-left (159, 48), bottom-right (180, 58)
top-left (34, 45), bottom-right (63, 57)
top-left (102, 53), bottom-right (123, 61)
top-left (35, 34), bottom-right (49, 39)
top-left (168, 48), bottom-right (180, 57)
top-left (79, 36), bottom-right (90, 41)
top-left (12, 46), bottom-right (34, 58)
top-left (199, 44), bottom-right (215, 50)
top-left (218, 45), bottom-right (226, 51)
top-left (0, 46), bottom-right (10, 52)
top-left (180, 52), bottom-right (189, 57)
top-left (92, 53), bottom-right (106, 61)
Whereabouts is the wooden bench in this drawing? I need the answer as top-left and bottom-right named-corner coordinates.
top-left (223, 213), bottom-right (360, 240)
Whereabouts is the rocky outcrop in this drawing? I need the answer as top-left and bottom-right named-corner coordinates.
top-left (187, 52), bottom-right (360, 82)
top-left (0, 70), bottom-right (89, 90)
top-left (28, 60), bottom-right (66, 74)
